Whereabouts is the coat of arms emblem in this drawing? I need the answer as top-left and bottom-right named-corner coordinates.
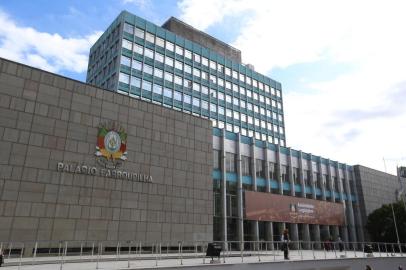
top-left (95, 122), bottom-right (127, 168)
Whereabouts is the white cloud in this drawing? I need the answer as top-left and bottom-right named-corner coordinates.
top-left (178, 0), bottom-right (406, 174)
top-left (0, 10), bottom-right (102, 74)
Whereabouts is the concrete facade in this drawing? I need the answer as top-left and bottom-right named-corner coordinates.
top-left (353, 165), bottom-right (404, 240)
top-left (162, 17), bottom-right (242, 63)
top-left (0, 57), bottom-right (213, 245)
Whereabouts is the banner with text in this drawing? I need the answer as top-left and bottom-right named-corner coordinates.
top-left (245, 191), bottom-right (345, 225)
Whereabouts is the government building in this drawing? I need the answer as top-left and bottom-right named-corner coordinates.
top-left (0, 11), bottom-right (404, 253)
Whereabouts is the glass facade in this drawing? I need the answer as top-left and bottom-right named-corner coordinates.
top-left (87, 11), bottom-right (286, 147)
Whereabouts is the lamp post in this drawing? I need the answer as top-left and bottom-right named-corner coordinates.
top-left (390, 203), bottom-right (400, 245)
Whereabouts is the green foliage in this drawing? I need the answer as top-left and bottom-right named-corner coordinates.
top-left (366, 201), bottom-right (406, 243)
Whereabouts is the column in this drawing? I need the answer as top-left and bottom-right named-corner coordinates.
top-left (344, 165), bottom-right (357, 245)
top-left (287, 149), bottom-right (299, 249)
top-left (276, 145), bottom-right (286, 240)
top-left (221, 130), bottom-right (227, 249)
top-left (251, 138), bottom-right (259, 246)
top-left (264, 142), bottom-right (274, 249)
top-left (236, 134), bottom-right (244, 250)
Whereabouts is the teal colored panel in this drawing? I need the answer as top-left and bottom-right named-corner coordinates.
top-left (270, 180), bottom-right (278, 189)
top-left (295, 184), bottom-right (302, 193)
top-left (256, 178), bottom-right (266, 187)
top-left (280, 147), bottom-right (289, 155)
top-left (269, 179), bottom-right (279, 189)
top-left (283, 182), bottom-right (290, 191)
top-left (291, 150), bottom-right (299, 158)
top-left (305, 186), bottom-right (312, 194)
top-left (226, 173), bottom-right (237, 182)
top-left (225, 131), bottom-right (237, 141)
top-left (315, 188), bottom-right (322, 196)
top-left (334, 192), bottom-right (340, 199)
top-left (268, 143), bottom-right (277, 151)
top-left (240, 135), bottom-right (251, 145)
top-left (212, 170), bottom-right (222, 180)
top-left (325, 191), bottom-right (331, 198)
top-left (342, 193), bottom-right (348, 200)
top-left (302, 153), bottom-right (310, 160)
top-left (242, 176), bottom-right (252, 185)
top-left (118, 82), bottom-right (129, 92)
top-left (255, 140), bottom-right (265, 148)
top-left (212, 128), bottom-right (222, 137)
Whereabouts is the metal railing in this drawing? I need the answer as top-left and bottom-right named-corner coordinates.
top-left (0, 240), bottom-right (404, 268)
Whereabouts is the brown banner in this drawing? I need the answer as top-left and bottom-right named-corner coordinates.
top-left (245, 191), bottom-right (345, 225)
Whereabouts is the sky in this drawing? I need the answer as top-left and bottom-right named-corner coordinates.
top-left (0, 0), bottom-right (405, 175)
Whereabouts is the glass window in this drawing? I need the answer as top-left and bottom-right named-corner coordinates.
top-left (232, 70), bottom-right (238, 79)
top-left (225, 67), bottom-right (231, 76)
top-left (210, 103), bottom-right (217, 112)
top-left (260, 107), bottom-right (265, 115)
top-left (259, 82), bottom-right (264, 90)
top-left (184, 64), bottom-right (192, 74)
top-left (254, 118), bottom-right (259, 127)
top-left (218, 106), bottom-right (225, 115)
top-left (174, 91), bottom-right (182, 101)
top-left (247, 90), bottom-right (252, 98)
top-left (210, 75), bottom-right (216, 84)
top-left (183, 79), bottom-right (191, 88)
top-left (165, 56), bottom-right (174, 67)
top-left (124, 23), bottom-right (134, 34)
top-left (241, 156), bottom-right (251, 176)
top-left (239, 73), bottom-right (245, 82)
top-left (226, 95), bottom-right (232, 103)
top-left (259, 95), bottom-right (265, 103)
top-left (175, 45), bottom-right (183, 55)
top-left (174, 75), bottom-right (182, 85)
top-left (166, 41), bottom-right (174, 51)
top-left (184, 49), bottom-right (192, 59)
top-left (119, 72), bottom-right (129, 84)
top-left (240, 100), bottom-right (246, 108)
top-left (210, 60), bottom-right (216, 70)
top-left (145, 32), bottom-right (155, 43)
top-left (122, 39), bottom-right (132, 50)
top-left (247, 116), bottom-right (253, 124)
top-left (265, 85), bottom-right (270, 93)
top-left (218, 92), bottom-right (224, 100)
top-left (183, 94), bottom-right (191, 104)
top-left (225, 81), bottom-right (231, 90)
top-left (256, 159), bottom-right (265, 178)
top-left (233, 111), bottom-right (239, 120)
top-left (153, 84), bottom-right (162, 94)
top-left (269, 162), bottom-right (278, 180)
top-left (201, 85), bottom-right (209, 95)
top-left (202, 57), bottom-right (208, 66)
top-left (241, 114), bottom-right (247, 122)
top-left (135, 27), bottom-right (144, 38)
top-left (154, 67), bottom-right (163, 78)
top-left (226, 152), bottom-right (237, 172)
top-left (247, 103), bottom-right (253, 111)
top-left (226, 109), bottom-right (232, 117)
top-left (142, 80), bottom-right (152, 91)
top-left (201, 71), bottom-right (208, 80)
top-left (193, 68), bottom-right (200, 77)
top-left (276, 90), bottom-right (281, 97)
top-left (130, 76), bottom-right (141, 88)
top-left (133, 60), bottom-right (142, 70)
top-left (246, 77), bottom-right (252, 85)
top-left (193, 53), bottom-right (201, 63)
top-left (175, 60), bottom-right (183, 70)
top-left (192, 97), bottom-right (200, 107)
top-left (164, 88), bottom-right (172, 98)
top-left (210, 89), bottom-right (217, 98)
top-left (144, 48), bottom-right (154, 59)
top-left (213, 150), bottom-right (221, 170)
top-left (155, 52), bottom-right (164, 63)
top-left (202, 100), bottom-right (208, 110)
top-left (253, 92), bottom-right (258, 100)
top-left (217, 64), bottom-right (224, 73)
top-left (233, 98), bottom-right (239, 106)
top-left (281, 165), bottom-right (289, 182)
top-left (133, 44), bottom-right (143, 55)
top-left (193, 82), bottom-right (200, 92)
top-left (164, 72), bottom-right (173, 82)
top-left (218, 78), bottom-right (224, 87)
top-left (156, 37), bottom-right (165, 48)
top-left (120, 56), bottom-right (131, 66)
top-left (253, 79), bottom-right (258, 88)
top-left (143, 64), bottom-right (153, 75)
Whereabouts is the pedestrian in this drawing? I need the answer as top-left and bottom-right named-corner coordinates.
top-left (0, 249), bottom-right (3, 267)
top-left (398, 266), bottom-right (403, 270)
top-left (282, 229), bottom-right (290, 260)
top-left (365, 265), bottom-right (372, 270)
top-left (337, 236), bottom-right (344, 252)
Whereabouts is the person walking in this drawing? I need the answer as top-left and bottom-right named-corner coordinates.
top-left (0, 249), bottom-right (3, 267)
top-left (365, 265), bottom-right (373, 270)
top-left (337, 236), bottom-right (344, 252)
top-left (282, 229), bottom-right (290, 260)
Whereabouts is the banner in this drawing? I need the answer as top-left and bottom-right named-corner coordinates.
top-left (245, 191), bottom-right (345, 225)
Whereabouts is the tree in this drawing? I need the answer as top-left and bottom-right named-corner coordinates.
top-left (366, 201), bottom-right (406, 243)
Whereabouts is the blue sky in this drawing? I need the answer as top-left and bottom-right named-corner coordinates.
top-left (1, 0), bottom-right (405, 174)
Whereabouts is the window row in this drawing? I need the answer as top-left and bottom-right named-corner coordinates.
top-left (121, 30), bottom-right (282, 96)
top-left (120, 55), bottom-right (284, 112)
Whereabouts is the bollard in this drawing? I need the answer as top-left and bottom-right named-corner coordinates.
top-left (127, 241), bottom-right (131, 269)
top-left (300, 241), bottom-right (303, 260)
top-left (80, 242), bottom-right (83, 259)
top-left (241, 242), bottom-right (244, 263)
top-left (8, 242), bottom-right (13, 259)
top-left (18, 243), bottom-right (24, 270)
top-left (32, 241), bottom-right (38, 265)
top-left (178, 242), bottom-right (183, 265)
top-left (116, 242), bottom-right (120, 260)
top-left (155, 243), bottom-right (158, 267)
top-left (312, 242), bottom-right (315, 260)
top-left (91, 242), bottom-right (94, 262)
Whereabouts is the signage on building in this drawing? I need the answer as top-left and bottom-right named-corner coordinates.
top-left (56, 121), bottom-right (152, 182)
top-left (245, 191), bottom-right (345, 225)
